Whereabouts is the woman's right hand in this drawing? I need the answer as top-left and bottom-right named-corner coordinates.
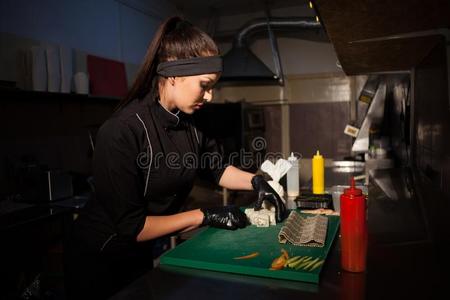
top-left (200, 206), bottom-right (248, 230)
top-left (251, 175), bottom-right (286, 223)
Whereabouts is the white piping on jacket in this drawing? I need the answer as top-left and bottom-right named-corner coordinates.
top-left (100, 233), bottom-right (117, 252)
top-left (193, 127), bottom-right (200, 145)
top-left (158, 100), bottom-right (180, 126)
top-left (136, 113), bottom-right (153, 197)
top-left (157, 100), bottom-right (199, 145)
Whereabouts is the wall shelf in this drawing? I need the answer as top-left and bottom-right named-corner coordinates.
top-left (0, 87), bottom-right (121, 104)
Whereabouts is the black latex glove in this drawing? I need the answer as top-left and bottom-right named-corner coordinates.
top-left (200, 205), bottom-right (248, 230)
top-left (251, 175), bottom-right (286, 222)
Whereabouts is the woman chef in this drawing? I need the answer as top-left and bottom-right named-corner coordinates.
top-left (64, 16), bottom-right (286, 300)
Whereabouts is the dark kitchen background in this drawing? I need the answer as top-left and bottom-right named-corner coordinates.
top-left (0, 0), bottom-right (449, 299)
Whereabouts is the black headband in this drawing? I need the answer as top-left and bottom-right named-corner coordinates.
top-left (157, 56), bottom-right (222, 77)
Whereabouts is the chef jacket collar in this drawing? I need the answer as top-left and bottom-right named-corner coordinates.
top-left (141, 93), bottom-right (187, 129)
top-left (158, 100), bottom-right (180, 124)
top-left (150, 99), bottom-right (187, 130)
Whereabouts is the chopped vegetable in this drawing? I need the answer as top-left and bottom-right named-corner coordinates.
top-left (302, 256), bottom-right (313, 262)
top-left (309, 260), bottom-right (324, 271)
top-left (270, 249), bottom-right (290, 270)
top-left (284, 256), bottom-right (301, 267)
top-left (285, 256), bottom-right (325, 272)
top-left (295, 261), bottom-right (311, 270)
top-left (233, 252), bottom-right (260, 260)
top-left (270, 256), bottom-right (286, 270)
top-left (293, 256), bottom-right (311, 268)
top-left (295, 257), bottom-right (316, 270)
top-left (288, 256), bottom-right (309, 268)
top-left (303, 257), bottom-right (320, 270)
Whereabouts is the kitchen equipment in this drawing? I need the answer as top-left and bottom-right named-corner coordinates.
top-left (340, 178), bottom-right (367, 272)
top-left (352, 81), bottom-right (387, 153)
top-left (220, 17), bottom-right (321, 84)
top-left (332, 160), bottom-right (365, 173)
top-left (294, 192), bottom-right (332, 209)
top-left (312, 151), bottom-right (324, 194)
top-left (278, 212), bottom-right (328, 247)
top-left (160, 211), bottom-right (340, 283)
top-left (287, 152), bottom-right (299, 197)
top-left (331, 185), bottom-right (367, 213)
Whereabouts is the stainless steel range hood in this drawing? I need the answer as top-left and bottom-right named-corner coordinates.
top-left (221, 46), bottom-right (278, 83)
top-left (220, 17), bottom-right (322, 85)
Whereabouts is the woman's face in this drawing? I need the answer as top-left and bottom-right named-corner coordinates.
top-left (162, 73), bottom-right (219, 114)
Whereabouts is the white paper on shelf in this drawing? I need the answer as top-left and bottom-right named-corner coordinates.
top-left (46, 45), bottom-right (61, 92)
top-left (74, 72), bottom-right (89, 94)
top-left (59, 46), bottom-right (72, 93)
top-left (31, 46), bottom-right (47, 91)
top-left (17, 49), bottom-right (33, 89)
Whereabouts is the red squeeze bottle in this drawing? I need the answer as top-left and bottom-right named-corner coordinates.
top-left (340, 177), bottom-right (368, 272)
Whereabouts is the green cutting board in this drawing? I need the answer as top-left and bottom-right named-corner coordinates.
top-left (160, 211), bottom-right (340, 283)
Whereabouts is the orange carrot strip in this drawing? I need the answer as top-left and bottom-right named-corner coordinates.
top-left (233, 252), bottom-right (260, 260)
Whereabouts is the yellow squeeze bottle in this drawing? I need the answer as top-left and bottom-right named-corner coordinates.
top-left (312, 150), bottom-right (324, 194)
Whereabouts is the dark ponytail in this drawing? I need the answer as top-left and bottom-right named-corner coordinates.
top-left (116, 16), bottom-right (219, 111)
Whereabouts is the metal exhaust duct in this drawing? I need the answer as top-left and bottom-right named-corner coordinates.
top-left (220, 17), bottom-right (322, 85)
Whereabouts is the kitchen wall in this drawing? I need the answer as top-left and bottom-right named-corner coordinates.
top-left (197, 2), bottom-right (355, 162)
top-left (0, 0), bottom-right (175, 85)
top-left (1, 0), bottom-right (353, 162)
top-left (413, 38), bottom-right (450, 194)
top-left (0, 1), bottom-right (176, 197)
top-left (0, 0), bottom-right (173, 64)
top-left (215, 73), bottom-right (357, 160)
top-left (213, 12), bottom-right (358, 160)
top-left (412, 37), bottom-right (450, 246)
top-left (0, 1), bottom-right (365, 196)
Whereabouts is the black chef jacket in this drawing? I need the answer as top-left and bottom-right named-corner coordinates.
top-left (65, 95), bottom-right (228, 299)
top-left (73, 95), bottom-right (227, 253)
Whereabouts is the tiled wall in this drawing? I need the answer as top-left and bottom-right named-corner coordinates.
top-left (263, 105), bottom-right (282, 154)
top-left (289, 101), bottom-right (352, 160)
top-left (216, 73), bottom-right (357, 159)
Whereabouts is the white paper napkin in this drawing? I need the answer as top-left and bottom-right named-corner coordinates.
top-left (260, 158), bottom-right (292, 204)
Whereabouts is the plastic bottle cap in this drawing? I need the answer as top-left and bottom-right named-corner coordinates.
top-left (314, 150), bottom-right (323, 158)
top-left (289, 152), bottom-right (297, 161)
top-left (343, 177), bottom-right (362, 196)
